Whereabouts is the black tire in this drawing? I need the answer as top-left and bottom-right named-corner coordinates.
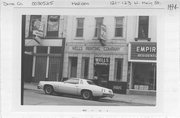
top-left (44, 85), bottom-right (54, 95)
top-left (81, 90), bottom-right (92, 100)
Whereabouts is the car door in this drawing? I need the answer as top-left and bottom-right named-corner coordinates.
top-left (58, 78), bottom-right (79, 95)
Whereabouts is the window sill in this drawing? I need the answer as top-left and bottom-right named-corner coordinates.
top-left (135, 38), bottom-right (151, 41)
top-left (74, 38), bottom-right (84, 40)
top-left (112, 37), bottom-right (126, 40)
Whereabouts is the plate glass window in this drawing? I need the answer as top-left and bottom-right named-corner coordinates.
top-left (46, 15), bottom-right (60, 38)
top-left (76, 18), bottom-right (84, 37)
top-left (114, 58), bottom-right (123, 81)
top-left (115, 17), bottom-right (124, 37)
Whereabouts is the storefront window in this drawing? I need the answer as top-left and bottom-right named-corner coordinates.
top-left (29, 15), bottom-right (42, 37)
top-left (114, 58), bottom-right (123, 81)
top-left (81, 57), bottom-right (89, 79)
top-left (36, 46), bottom-right (48, 53)
top-left (76, 18), bottom-right (84, 37)
top-left (69, 57), bottom-right (77, 78)
top-left (132, 63), bottom-right (156, 90)
top-left (46, 15), bottom-right (60, 37)
top-left (94, 17), bottom-right (104, 37)
top-left (115, 17), bottom-right (124, 37)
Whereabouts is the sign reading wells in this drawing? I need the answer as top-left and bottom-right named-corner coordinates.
top-left (94, 57), bottom-right (110, 66)
top-left (130, 42), bottom-right (156, 61)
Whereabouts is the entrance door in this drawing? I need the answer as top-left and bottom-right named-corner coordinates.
top-left (94, 57), bottom-right (110, 87)
top-left (35, 56), bottom-right (47, 82)
top-left (68, 57), bottom-right (78, 78)
top-left (48, 56), bottom-right (62, 81)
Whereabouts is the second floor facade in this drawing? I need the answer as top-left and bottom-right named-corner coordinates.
top-left (24, 15), bottom-right (157, 46)
top-left (66, 16), bottom-right (157, 44)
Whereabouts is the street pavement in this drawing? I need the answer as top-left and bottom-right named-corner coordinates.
top-left (23, 83), bottom-right (156, 106)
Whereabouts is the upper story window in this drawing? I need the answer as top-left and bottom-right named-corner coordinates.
top-left (94, 17), bottom-right (104, 37)
top-left (46, 15), bottom-right (60, 38)
top-left (115, 17), bottom-right (124, 37)
top-left (76, 18), bottom-right (84, 37)
top-left (138, 16), bottom-right (149, 38)
top-left (29, 15), bottom-right (42, 38)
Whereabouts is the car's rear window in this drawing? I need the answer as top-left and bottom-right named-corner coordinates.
top-left (87, 81), bottom-right (95, 85)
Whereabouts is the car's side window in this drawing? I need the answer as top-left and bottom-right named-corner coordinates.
top-left (64, 79), bottom-right (79, 84)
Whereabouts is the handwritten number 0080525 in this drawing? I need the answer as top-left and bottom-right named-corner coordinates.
top-left (32, 1), bottom-right (54, 6)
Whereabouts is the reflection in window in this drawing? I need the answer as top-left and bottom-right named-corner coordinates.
top-left (47, 15), bottom-right (60, 37)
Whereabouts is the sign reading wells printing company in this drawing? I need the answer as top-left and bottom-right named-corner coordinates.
top-left (130, 42), bottom-right (156, 61)
top-left (69, 45), bottom-right (127, 54)
top-left (94, 57), bottom-right (110, 66)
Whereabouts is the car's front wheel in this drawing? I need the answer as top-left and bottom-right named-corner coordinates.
top-left (81, 90), bottom-right (92, 100)
top-left (44, 85), bottom-right (54, 95)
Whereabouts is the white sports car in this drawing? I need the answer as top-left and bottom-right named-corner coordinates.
top-left (37, 78), bottom-right (114, 100)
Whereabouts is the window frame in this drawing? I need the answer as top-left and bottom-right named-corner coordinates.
top-left (75, 18), bottom-right (84, 38)
top-left (113, 16), bottom-right (126, 40)
top-left (46, 15), bottom-right (60, 38)
top-left (114, 17), bottom-right (124, 37)
top-left (94, 17), bottom-right (104, 38)
top-left (138, 16), bottom-right (149, 39)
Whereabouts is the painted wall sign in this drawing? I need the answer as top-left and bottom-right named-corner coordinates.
top-left (130, 42), bottom-right (156, 61)
top-left (69, 45), bottom-right (125, 53)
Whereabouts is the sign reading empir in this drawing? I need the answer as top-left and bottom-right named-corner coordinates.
top-left (129, 42), bottom-right (156, 61)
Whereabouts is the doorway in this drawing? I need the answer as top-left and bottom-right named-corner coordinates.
top-left (94, 57), bottom-right (110, 87)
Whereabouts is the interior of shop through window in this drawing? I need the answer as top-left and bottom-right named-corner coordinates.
top-left (132, 63), bottom-right (156, 90)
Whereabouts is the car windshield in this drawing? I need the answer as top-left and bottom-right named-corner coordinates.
top-left (87, 80), bottom-right (95, 85)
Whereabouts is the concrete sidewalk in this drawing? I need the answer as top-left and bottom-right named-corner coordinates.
top-left (23, 82), bottom-right (156, 106)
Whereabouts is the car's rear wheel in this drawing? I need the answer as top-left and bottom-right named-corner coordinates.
top-left (82, 90), bottom-right (92, 100)
top-left (44, 85), bottom-right (54, 95)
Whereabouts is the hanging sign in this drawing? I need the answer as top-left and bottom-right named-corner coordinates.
top-left (99, 24), bottom-right (107, 46)
top-left (32, 20), bottom-right (44, 44)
